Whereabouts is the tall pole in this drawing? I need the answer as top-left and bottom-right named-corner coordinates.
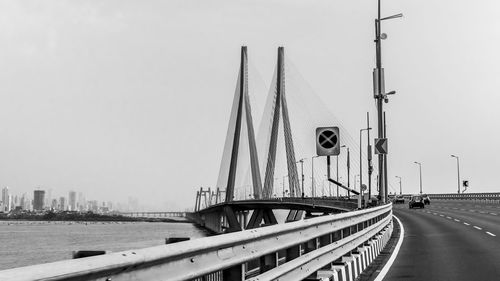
top-left (282, 175), bottom-right (288, 197)
top-left (336, 155), bottom-right (339, 197)
top-left (311, 156), bottom-right (319, 197)
top-left (383, 111), bottom-right (388, 201)
top-left (451, 155), bottom-right (460, 194)
top-left (367, 112), bottom-right (373, 201)
top-left (414, 162), bottom-right (422, 194)
top-left (360, 127), bottom-right (371, 207)
top-left (375, 0), bottom-right (385, 204)
top-left (395, 176), bottom-right (402, 195)
top-left (373, 0), bottom-right (402, 204)
top-left (341, 145), bottom-right (349, 198)
top-left (347, 148), bottom-right (350, 197)
top-left (300, 159), bottom-right (305, 198)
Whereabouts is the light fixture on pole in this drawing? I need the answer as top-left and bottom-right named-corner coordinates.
top-left (414, 162), bottom-right (422, 194)
top-left (451, 155), bottom-right (460, 194)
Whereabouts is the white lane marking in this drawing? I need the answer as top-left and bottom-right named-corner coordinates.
top-left (433, 213), bottom-right (437, 215)
top-left (446, 216), bottom-right (452, 219)
top-left (463, 222), bottom-right (470, 226)
top-left (480, 211), bottom-right (486, 214)
top-left (454, 219), bottom-right (460, 222)
top-left (374, 215), bottom-right (405, 281)
top-left (453, 207), bottom-right (458, 210)
top-left (460, 209), bottom-right (466, 211)
top-left (486, 232), bottom-right (496, 237)
top-left (440, 214), bottom-right (444, 217)
top-left (491, 213), bottom-right (497, 216)
top-left (474, 226), bottom-right (482, 230)
top-left (470, 210), bottom-right (476, 212)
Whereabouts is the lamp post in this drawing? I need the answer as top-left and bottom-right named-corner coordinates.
top-left (341, 145), bottom-right (350, 197)
top-left (296, 159), bottom-right (306, 198)
top-left (282, 175), bottom-right (288, 197)
top-left (311, 156), bottom-right (320, 197)
top-left (414, 162), bottom-right (422, 194)
top-left (360, 127), bottom-right (372, 197)
top-left (451, 155), bottom-right (460, 194)
top-left (395, 176), bottom-right (402, 195)
top-left (373, 0), bottom-right (402, 204)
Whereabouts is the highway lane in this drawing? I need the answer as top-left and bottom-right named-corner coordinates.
top-left (423, 202), bottom-right (500, 238)
top-left (383, 203), bottom-right (500, 281)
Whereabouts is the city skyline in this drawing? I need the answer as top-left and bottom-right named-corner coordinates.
top-left (0, 185), bottom-right (147, 212)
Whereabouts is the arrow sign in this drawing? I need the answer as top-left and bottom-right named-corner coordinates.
top-left (374, 138), bottom-right (388, 154)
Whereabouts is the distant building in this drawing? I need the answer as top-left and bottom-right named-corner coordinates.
top-left (68, 191), bottom-right (77, 211)
top-left (20, 193), bottom-right (30, 210)
top-left (2, 187), bottom-right (12, 212)
top-left (59, 197), bottom-right (66, 211)
top-left (33, 190), bottom-right (46, 211)
top-left (51, 199), bottom-right (58, 210)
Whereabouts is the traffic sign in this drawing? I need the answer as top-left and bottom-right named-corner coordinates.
top-left (374, 138), bottom-right (388, 154)
top-left (463, 180), bottom-right (469, 187)
top-left (316, 127), bottom-right (340, 156)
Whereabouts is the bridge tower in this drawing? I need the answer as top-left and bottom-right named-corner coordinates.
top-left (262, 47), bottom-right (300, 198)
top-left (223, 46), bottom-right (263, 202)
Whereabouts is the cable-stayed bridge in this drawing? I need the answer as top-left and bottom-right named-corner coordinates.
top-left (2, 48), bottom-right (499, 281)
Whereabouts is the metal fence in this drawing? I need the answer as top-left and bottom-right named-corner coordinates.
top-left (0, 204), bottom-right (393, 281)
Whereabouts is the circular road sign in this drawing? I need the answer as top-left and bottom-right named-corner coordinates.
top-left (318, 130), bottom-right (338, 149)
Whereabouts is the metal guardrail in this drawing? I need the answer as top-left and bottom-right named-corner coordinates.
top-left (0, 204), bottom-right (392, 281)
top-left (427, 192), bottom-right (500, 201)
top-left (399, 192), bottom-right (500, 201)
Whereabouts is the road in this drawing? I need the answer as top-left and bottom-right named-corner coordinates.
top-left (384, 200), bottom-right (500, 281)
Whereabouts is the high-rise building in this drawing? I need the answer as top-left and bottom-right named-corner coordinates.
top-left (33, 190), bottom-right (46, 211)
top-left (2, 187), bottom-right (11, 212)
top-left (20, 193), bottom-right (30, 210)
top-left (68, 191), bottom-right (77, 211)
top-left (59, 197), bottom-right (66, 211)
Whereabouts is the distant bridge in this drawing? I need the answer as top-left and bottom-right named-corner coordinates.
top-left (120, 211), bottom-right (187, 218)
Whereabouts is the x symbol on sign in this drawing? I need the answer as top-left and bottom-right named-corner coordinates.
top-left (319, 131), bottom-right (337, 149)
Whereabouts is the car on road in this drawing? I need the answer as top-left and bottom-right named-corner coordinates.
top-left (409, 195), bottom-right (425, 209)
top-left (393, 195), bottom-right (405, 204)
top-left (422, 194), bottom-right (431, 205)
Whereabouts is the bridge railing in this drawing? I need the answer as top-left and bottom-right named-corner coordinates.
top-left (0, 204), bottom-right (393, 281)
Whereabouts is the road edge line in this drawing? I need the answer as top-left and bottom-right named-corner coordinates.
top-left (373, 215), bottom-right (404, 281)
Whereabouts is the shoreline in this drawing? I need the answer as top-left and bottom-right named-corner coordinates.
top-left (0, 212), bottom-right (192, 223)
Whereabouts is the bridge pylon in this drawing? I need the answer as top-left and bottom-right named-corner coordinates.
top-left (262, 47), bottom-right (300, 199)
top-left (222, 46), bottom-right (263, 202)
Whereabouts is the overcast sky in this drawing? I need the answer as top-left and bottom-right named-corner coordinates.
top-left (0, 0), bottom-right (499, 210)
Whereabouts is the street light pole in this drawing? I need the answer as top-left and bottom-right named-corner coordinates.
top-left (451, 155), bottom-right (460, 194)
top-left (311, 156), bottom-right (320, 197)
top-left (297, 159), bottom-right (306, 198)
top-left (367, 112), bottom-right (373, 201)
top-left (360, 127), bottom-right (372, 208)
top-left (395, 176), bottom-right (402, 195)
top-left (414, 162), bottom-right (422, 194)
top-left (336, 154), bottom-right (339, 197)
top-left (373, 0), bottom-right (402, 204)
top-left (282, 175), bottom-right (288, 197)
top-left (341, 145), bottom-right (350, 198)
